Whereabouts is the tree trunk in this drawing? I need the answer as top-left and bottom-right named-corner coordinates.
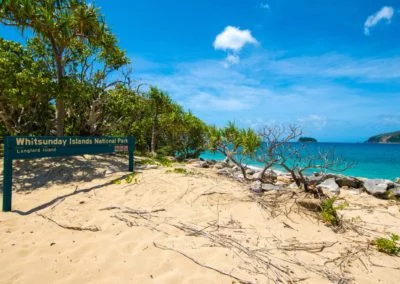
top-left (151, 111), bottom-right (158, 156)
top-left (56, 99), bottom-right (65, 136)
top-left (54, 49), bottom-right (65, 136)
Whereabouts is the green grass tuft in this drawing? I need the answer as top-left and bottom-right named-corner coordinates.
top-left (320, 197), bottom-right (348, 226)
top-left (374, 234), bottom-right (400, 255)
top-left (166, 168), bottom-right (195, 175)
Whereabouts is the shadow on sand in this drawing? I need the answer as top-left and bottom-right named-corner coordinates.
top-left (12, 172), bottom-right (133, 216)
top-left (0, 154), bottom-right (129, 193)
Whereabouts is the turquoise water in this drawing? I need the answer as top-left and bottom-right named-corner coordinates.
top-left (200, 143), bottom-right (400, 181)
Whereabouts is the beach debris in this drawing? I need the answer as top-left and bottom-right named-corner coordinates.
top-left (317, 178), bottom-right (340, 193)
top-left (297, 198), bottom-right (322, 212)
top-left (363, 179), bottom-right (394, 196)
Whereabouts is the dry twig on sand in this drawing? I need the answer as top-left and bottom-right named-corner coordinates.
top-left (153, 242), bottom-right (253, 284)
top-left (37, 213), bottom-right (100, 232)
top-left (279, 241), bottom-right (338, 252)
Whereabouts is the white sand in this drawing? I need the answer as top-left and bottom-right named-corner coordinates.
top-left (1, 155), bottom-right (400, 283)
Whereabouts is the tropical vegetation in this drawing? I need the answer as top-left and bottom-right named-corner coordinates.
top-left (0, 0), bottom-right (208, 158)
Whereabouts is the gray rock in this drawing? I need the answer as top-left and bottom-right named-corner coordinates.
top-left (252, 171), bottom-right (262, 179)
top-left (307, 173), bottom-right (337, 185)
top-left (198, 161), bottom-right (210, 168)
top-left (214, 163), bottom-right (225, 169)
top-left (389, 184), bottom-right (400, 198)
top-left (246, 168), bottom-right (255, 175)
top-left (234, 173), bottom-right (245, 183)
top-left (335, 175), bottom-right (362, 188)
top-left (217, 168), bottom-right (233, 176)
top-left (363, 179), bottom-right (393, 196)
top-left (252, 170), bottom-right (277, 182)
top-left (250, 181), bottom-right (263, 193)
top-left (262, 183), bottom-right (283, 191)
top-left (317, 178), bottom-right (340, 193)
top-left (395, 178), bottom-right (400, 184)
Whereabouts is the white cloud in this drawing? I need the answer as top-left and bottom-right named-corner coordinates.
top-left (297, 115), bottom-right (328, 130)
top-left (213, 26), bottom-right (258, 52)
top-left (186, 92), bottom-right (252, 111)
top-left (213, 26), bottom-right (258, 68)
top-left (260, 2), bottom-right (270, 10)
top-left (258, 53), bottom-right (400, 82)
top-left (223, 53), bottom-right (240, 68)
top-left (226, 54), bottom-right (240, 64)
top-left (364, 6), bottom-right (394, 35)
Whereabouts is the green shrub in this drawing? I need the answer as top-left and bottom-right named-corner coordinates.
top-left (137, 158), bottom-right (157, 165)
top-left (166, 168), bottom-right (195, 175)
top-left (374, 234), bottom-right (400, 255)
top-left (125, 173), bottom-right (138, 184)
top-left (156, 156), bottom-right (173, 167)
top-left (320, 197), bottom-right (348, 226)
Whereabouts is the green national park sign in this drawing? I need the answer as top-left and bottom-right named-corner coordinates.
top-left (2, 136), bottom-right (135, 212)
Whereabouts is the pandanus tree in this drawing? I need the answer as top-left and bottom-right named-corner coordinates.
top-left (147, 87), bottom-right (173, 156)
top-left (0, 0), bottom-right (127, 135)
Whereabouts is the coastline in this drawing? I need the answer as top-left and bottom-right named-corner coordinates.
top-left (200, 143), bottom-right (400, 181)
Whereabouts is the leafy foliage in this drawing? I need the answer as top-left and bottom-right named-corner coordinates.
top-left (0, 38), bottom-right (55, 135)
top-left (208, 122), bottom-right (261, 180)
top-left (374, 234), bottom-right (400, 255)
top-left (166, 168), bottom-right (196, 175)
top-left (0, 1), bottom-right (208, 159)
top-left (320, 197), bottom-right (347, 226)
top-left (0, 0), bottom-right (128, 135)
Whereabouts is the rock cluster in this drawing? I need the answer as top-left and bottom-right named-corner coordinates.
top-left (194, 159), bottom-right (400, 199)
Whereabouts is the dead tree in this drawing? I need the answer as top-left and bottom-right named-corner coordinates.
top-left (257, 124), bottom-right (355, 193)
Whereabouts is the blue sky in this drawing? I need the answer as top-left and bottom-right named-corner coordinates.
top-left (2, 0), bottom-right (400, 142)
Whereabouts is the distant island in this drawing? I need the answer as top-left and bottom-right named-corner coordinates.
top-left (366, 131), bottom-right (400, 144)
top-left (298, 137), bottom-right (318, 143)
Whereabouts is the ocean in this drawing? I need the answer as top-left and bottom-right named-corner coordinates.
top-left (200, 143), bottom-right (400, 181)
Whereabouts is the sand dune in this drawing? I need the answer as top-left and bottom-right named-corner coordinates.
top-left (1, 155), bottom-right (400, 283)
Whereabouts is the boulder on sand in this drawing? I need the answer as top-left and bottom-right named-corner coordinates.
top-left (389, 184), bottom-right (400, 198)
top-left (316, 178), bottom-right (339, 193)
top-left (363, 179), bottom-right (394, 196)
top-left (250, 180), bottom-right (263, 193)
top-left (217, 168), bottom-right (233, 177)
top-left (335, 176), bottom-right (362, 188)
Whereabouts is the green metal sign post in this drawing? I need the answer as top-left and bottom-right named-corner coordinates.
top-left (2, 136), bottom-right (135, 212)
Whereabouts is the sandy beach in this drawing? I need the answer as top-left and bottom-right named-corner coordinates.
top-left (1, 155), bottom-right (400, 283)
